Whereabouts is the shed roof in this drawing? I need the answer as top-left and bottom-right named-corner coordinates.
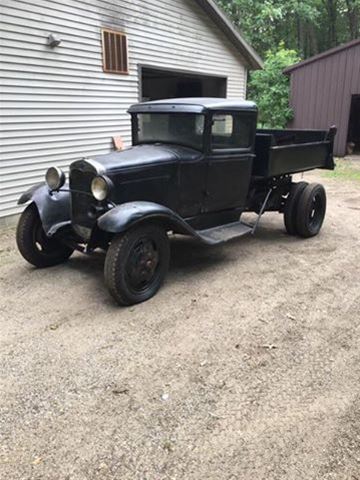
top-left (284, 38), bottom-right (360, 74)
top-left (197, 0), bottom-right (263, 70)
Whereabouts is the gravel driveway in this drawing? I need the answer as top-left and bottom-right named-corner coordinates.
top-left (1, 166), bottom-right (360, 480)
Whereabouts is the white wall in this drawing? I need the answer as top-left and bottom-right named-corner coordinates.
top-left (0, 0), bottom-right (248, 219)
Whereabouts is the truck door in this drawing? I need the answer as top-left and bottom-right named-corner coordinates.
top-left (204, 112), bottom-right (256, 213)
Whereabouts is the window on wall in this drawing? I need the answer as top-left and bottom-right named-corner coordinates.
top-left (101, 29), bottom-right (128, 74)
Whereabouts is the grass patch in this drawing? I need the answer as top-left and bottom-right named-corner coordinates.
top-left (324, 158), bottom-right (360, 182)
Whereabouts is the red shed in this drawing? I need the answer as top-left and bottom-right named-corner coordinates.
top-left (284, 39), bottom-right (360, 157)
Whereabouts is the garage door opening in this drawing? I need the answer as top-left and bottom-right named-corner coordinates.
top-left (347, 95), bottom-right (360, 154)
top-left (141, 67), bottom-right (227, 101)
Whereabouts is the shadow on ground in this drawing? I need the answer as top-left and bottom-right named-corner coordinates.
top-left (65, 219), bottom-right (288, 284)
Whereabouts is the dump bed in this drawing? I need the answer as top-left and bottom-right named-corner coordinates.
top-left (253, 128), bottom-right (336, 178)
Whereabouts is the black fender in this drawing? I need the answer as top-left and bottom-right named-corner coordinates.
top-left (18, 183), bottom-right (71, 236)
top-left (97, 201), bottom-right (199, 238)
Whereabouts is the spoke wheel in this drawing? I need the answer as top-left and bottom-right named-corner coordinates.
top-left (125, 237), bottom-right (160, 294)
top-left (104, 225), bottom-right (170, 306)
top-left (16, 203), bottom-right (73, 268)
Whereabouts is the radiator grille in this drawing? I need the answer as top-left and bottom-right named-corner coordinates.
top-left (70, 168), bottom-right (96, 227)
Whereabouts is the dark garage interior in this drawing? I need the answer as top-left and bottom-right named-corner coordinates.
top-left (348, 95), bottom-right (360, 153)
top-left (141, 67), bottom-right (227, 101)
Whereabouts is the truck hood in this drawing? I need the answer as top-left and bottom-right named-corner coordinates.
top-left (81, 144), bottom-right (202, 174)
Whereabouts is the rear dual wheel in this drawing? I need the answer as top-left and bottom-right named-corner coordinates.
top-left (104, 224), bottom-right (170, 306)
top-left (296, 183), bottom-right (327, 237)
top-left (284, 182), bottom-right (327, 238)
top-left (284, 181), bottom-right (308, 235)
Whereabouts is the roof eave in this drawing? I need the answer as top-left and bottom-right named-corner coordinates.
top-left (196, 0), bottom-right (263, 70)
top-left (284, 38), bottom-right (360, 74)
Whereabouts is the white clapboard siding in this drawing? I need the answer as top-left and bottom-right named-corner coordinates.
top-left (0, 0), bottom-right (249, 219)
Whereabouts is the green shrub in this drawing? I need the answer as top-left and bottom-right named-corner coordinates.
top-left (248, 45), bottom-right (300, 128)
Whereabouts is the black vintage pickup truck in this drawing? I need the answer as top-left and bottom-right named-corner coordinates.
top-left (16, 98), bottom-right (336, 305)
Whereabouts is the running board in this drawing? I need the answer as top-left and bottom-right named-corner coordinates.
top-left (193, 189), bottom-right (273, 244)
top-left (195, 221), bottom-right (253, 245)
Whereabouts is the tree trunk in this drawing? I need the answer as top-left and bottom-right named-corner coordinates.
top-left (323, 0), bottom-right (338, 47)
top-left (308, 23), bottom-right (319, 56)
top-left (345, 0), bottom-right (359, 39)
top-left (296, 14), bottom-right (304, 56)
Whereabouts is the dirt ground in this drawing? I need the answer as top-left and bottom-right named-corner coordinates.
top-left (1, 162), bottom-right (360, 480)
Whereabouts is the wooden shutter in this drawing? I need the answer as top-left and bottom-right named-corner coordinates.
top-left (101, 29), bottom-right (128, 74)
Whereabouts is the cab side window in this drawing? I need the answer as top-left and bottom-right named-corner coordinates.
top-left (211, 113), bottom-right (252, 150)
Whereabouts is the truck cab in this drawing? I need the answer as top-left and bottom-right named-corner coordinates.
top-left (129, 98), bottom-right (257, 220)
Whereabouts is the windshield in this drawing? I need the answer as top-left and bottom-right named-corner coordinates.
top-left (136, 113), bottom-right (205, 151)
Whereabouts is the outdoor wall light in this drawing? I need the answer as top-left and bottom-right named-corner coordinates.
top-left (47, 33), bottom-right (61, 48)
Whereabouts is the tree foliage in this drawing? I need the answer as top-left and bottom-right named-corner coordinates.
top-left (248, 46), bottom-right (300, 128)
top-left (217, 0), bottom-right (360, 59)
top-left (217, 0), bottom-right (359, 128)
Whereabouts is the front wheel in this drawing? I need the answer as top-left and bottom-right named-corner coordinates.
top-left (104, 224), bottom-right (170, 306)
top-left (16, 203), bottom-right (74, 268)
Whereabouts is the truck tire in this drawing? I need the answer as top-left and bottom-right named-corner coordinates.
top-left (104, 224), bottom-right (170, 306)
top-left (296, 183), bottom-right (327, 238)
top-left (284, 181), bottom-right (308, 235)
top-left (16, 203), bottom-right (74, 268)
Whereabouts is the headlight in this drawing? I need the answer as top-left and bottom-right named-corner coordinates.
top-left (45, 167), bottom-right (65, 190)
top-left (91, 176), bottom-right (110, 201)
